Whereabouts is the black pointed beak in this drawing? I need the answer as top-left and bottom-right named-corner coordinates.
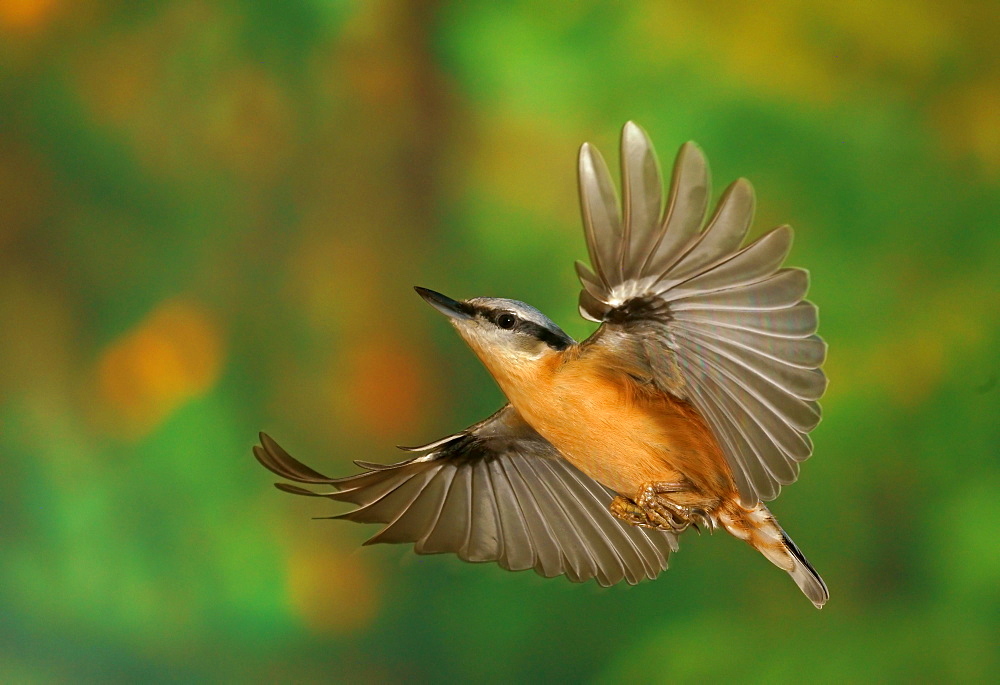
top-left (414, 287), bottom-right (474, 320)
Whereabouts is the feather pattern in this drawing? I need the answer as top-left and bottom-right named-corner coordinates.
top-left (254, 406), bottom-right (678, 586)
top-left (576, 122), bottom-right (827, 505)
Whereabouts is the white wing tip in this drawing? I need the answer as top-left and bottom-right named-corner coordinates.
top-left (621, 120), bottom-right (649, 144)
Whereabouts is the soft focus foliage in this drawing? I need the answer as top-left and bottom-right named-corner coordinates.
top-left (1, 1), bottom-right (997, 682)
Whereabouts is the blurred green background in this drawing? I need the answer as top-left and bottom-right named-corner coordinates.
top-left (2, 0), bottom-right (997, 682)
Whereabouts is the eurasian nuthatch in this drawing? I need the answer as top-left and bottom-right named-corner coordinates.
top-left (255, 122), bottom-right (829, 608)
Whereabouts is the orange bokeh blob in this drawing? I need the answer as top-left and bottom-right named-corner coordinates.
top-left (286, 544), bottom-right (379, 635)
top-left (97, 299), bottom-right (224, 436)
top-left (343, 341), bottom-right (428, 437)
top-left (0, 0), bottom-right (57, 30)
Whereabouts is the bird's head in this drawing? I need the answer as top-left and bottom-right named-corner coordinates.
top-left (414, 287), bottom-right (575, 386)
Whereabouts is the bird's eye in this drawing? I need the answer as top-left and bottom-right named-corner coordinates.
top-left (496, 313), bottom-right (517, 329)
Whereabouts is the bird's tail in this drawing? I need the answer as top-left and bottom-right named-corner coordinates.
top-left (718, 502), bottom-right (829, 609)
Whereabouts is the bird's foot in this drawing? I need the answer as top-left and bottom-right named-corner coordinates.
top-left (609, 482), bottom-right (716, 534)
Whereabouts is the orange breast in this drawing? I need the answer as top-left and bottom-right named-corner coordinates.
top-left (500, 352), bottom-right (735, 499)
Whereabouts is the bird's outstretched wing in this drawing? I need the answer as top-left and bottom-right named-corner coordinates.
top-left (575, 122), bottom-right (827, 506)
top-left (255, 405), bottom-right (678, 586)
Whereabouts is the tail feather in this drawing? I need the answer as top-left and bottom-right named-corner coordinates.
top-left (778, 525), bottom-right (829, 609)
top-left (719, 503), bottom-right (829, 609)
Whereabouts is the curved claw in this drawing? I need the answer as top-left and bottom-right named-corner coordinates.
top-left (689, 508), bottom-right (715, 533)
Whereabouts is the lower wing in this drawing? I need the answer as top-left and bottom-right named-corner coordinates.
top-left (255, 405), bottom-right (679, 587)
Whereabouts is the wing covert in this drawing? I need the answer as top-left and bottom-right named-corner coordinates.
top-left (576, 122), bottom-right (827, 506)
top-left (255, 405), bottom-right (678, 586)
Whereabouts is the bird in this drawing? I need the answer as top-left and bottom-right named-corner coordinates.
top-left (254, 122), bottom-right (829, 608)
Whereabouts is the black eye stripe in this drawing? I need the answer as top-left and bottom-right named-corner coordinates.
top-left (470, 304), bottom-right (573, 351)
top-left (519, 321), bottom-right (572, 350)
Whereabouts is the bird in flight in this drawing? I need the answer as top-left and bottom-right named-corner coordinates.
top-left (255, 122), bottom-right (829, 608)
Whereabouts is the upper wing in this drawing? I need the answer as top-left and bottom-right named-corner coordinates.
top-left (254, 405), bottom-right (678, 586)
top-left (575, 122), bottom-right (827, 506)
